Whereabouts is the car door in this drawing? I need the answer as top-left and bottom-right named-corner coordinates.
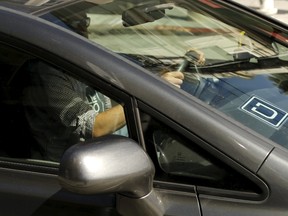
top-left (0, 40), bottom-right (129, 215)
top-left (0, 8), bottom-right (196, 216)
top-left (0, 22), bottom-right (201, 216)
top-left (0, 7), bottom-right (202, 215)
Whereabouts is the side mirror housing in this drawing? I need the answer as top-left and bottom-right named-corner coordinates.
top-left (58, 135), bottom-right (155, 198)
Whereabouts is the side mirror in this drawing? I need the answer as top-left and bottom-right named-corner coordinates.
top-left (122, 3), bottom-right (174, 27)
top-left (58, 135), bottom-right (155, 198)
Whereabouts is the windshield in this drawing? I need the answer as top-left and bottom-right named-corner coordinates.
top-left (42, 0), bottom-right (288, 148)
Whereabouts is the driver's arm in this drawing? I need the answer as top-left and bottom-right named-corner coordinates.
top-left (91, 71), bottom-right (185, 137)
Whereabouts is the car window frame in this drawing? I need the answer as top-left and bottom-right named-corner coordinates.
top-left (137, 100), bottom-right (269, 201)
top-left (0, 35), bottom-right (140, 173)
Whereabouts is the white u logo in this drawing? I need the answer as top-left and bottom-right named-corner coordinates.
top-left (251, 102), bottom-right (278, 119)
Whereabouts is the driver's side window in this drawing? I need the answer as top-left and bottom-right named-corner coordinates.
top-left (0, 43), bottom-right (128, 162)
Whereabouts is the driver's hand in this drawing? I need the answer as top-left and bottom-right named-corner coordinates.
top-left (161, 71), bottom-right (184, 88)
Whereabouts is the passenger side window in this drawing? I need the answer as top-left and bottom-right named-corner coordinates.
top-left (140, 109), bottom-right (262, 196)
top-left (0, 43), bottom-right (128, 162)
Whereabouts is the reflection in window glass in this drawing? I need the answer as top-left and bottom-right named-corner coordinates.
top-left (44, 1), bottom-right (288, 148)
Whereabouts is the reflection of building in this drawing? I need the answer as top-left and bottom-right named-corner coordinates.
top-left (259, 0), bottom-right (278, 15)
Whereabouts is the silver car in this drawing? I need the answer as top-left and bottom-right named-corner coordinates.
top-left (1, 0), bottom-right (288, 215)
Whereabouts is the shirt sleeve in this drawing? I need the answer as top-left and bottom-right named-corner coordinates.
top-left (30, 60), bottom-right (97, 139)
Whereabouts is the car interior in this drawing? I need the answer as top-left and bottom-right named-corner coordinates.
top-left (0, 43), bottom-right (37, 158)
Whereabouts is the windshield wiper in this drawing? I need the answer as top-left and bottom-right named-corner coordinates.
top-left (186, 56), bottom-right (288, 74)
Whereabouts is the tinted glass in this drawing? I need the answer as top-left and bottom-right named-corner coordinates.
top-left (0, 43), bottom-right (127, 162)
top-left (42, 0), bottom-right (288, 149)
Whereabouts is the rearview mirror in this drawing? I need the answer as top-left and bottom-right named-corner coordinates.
top-left (122, 3), bottom-right (174, 27)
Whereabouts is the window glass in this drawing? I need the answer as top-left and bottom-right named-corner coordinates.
top-left (0, 43), bottom-right (32, 158)
top-left (0, 43), bottom-right (127, 162)
top-left (140, 110), bottom-right (262, 194)
top-left (42, 1), bottom-right (288, 149)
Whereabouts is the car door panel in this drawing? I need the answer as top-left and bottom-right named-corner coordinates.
top-left (156, 188), bottom-right (200, 216)
top-left (0, 166), bottom-right (120, 216)
top-left (199, 148), bottom-right (288, 216)
top-left (199, 197), bottom-right (277, 216)
top-left (117, 188), bottom-right (200, 216)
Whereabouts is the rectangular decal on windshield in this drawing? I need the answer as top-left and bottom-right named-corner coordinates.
top-left (241, 96), bottom-right (288, 128)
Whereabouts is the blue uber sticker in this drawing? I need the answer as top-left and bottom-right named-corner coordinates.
top-left (241, 96), bottom-right (288, 128)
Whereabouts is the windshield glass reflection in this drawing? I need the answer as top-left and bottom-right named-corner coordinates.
top-left (43, 0), bottom-right (288, 148)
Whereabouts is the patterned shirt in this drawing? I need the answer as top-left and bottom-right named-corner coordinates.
top-left (23, 60), bottom-right (127, 161)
